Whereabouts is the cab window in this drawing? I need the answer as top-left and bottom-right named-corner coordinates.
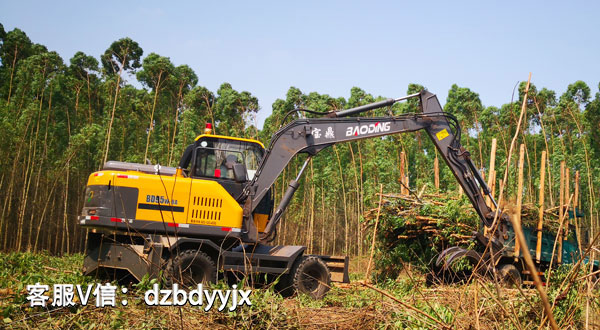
top-left (193, 137), bottom-right (264, 180)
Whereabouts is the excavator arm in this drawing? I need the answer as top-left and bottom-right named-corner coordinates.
top-left (242, 90), bottom-right (506, 243)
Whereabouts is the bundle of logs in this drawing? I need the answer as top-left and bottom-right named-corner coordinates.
top-left (365, 193), bottom-right (564, 249)
top-left (365, 192), bottom-right (480, 280)
top-left (364, 190), bottom-right (564, 280)
top-left (364, 193), bottom-right (479, 249)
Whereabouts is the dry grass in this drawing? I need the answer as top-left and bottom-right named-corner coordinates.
top-left (1, 252), bottom-right (599, 329)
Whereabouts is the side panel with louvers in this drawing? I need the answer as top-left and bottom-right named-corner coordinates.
top-left (189, 196), bottom-right (223, 226)
top-left (187, 179), bottom-right (243, 229)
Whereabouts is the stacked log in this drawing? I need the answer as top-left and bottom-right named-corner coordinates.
top-left (365, 192), bottom-right (562, 281)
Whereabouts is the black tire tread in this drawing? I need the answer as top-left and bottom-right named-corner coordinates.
top-left (291, 256), bottom-right (331, 299)
top-left (165, 249), bottom-right (216, 287)
top-left (498, 264), bottom-right (521, 287)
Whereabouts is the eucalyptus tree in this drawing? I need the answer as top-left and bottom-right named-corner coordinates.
top-left (444, 84), bottom-right (485, 165)
top-left (550, 81), bottom-right (590, 155)
top-left (0, 28), bottom-right (33, 104)
top-left (136, 53), bottom-right (174, 162)
top-left (100, 37), bottom-right (142, 165)
top-left (559, 81), bottom-right (597, 241)
top-left (530, 87), bottom-right (557, 131)
top-left (6, 51), bottom-right (65, 250)
top-left (564, 81), bottom-right (591, 109)
top-left (180, 86), bottom-right (215, 148)
top-left (69, 52), bottom-right (99, 123)
top-left (168, 65), bottom-right (197, 165)
top-left (213, 83), bottom-right (259, 137)
top-left (585, 84), bottom-right (600, 156)
top-left (445, 84), bottom-right (483, 128)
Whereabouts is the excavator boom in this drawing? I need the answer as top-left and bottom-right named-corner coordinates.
top-left (243, 90), bottom-right (505, 241)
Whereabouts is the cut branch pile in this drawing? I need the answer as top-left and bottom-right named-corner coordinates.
top-left (365, 193), bottom-right (479, 281)
top-left (365, 192), bottom-right (563, 281)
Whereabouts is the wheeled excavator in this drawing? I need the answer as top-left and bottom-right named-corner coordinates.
top-left (79, 90), bottom-right (519, 298)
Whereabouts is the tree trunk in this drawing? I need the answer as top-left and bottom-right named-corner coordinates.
top-left (27, 82), bottom-right (54, 251)
top-left (86, 72), bottom-right (92, 123)
top-left (17, 85), bottom-right (44, 250)
top-left (1, 113), bottom-right (33, 249)
top-left (321, 180), bottom-right (325, 255)
top-left (168, 83), bottom-right (185, 166)
top-left (144, 71), bottom-right (164, 162)
top-left (6, 45), bottom-right (19, 104)
top-left (333, 145), bottom-right (349, 255)
top-left (62, 163), bottom-right (70, 254)
top-left (102, 53), bottom-right (127, 166)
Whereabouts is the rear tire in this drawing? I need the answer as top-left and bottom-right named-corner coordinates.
top-left (166, 250), bottom-right (216, 288)
top-left (498, 264), bottom-right (521, 287)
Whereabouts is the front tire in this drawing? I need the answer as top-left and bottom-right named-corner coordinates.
top-left (166, 250), bottom-right (216, 288)
top-left (291, 256), bottom-right (331, 299)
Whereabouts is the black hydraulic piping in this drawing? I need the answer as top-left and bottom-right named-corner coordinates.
top-left (328, 92), bottom-right (421, 118)
top-left (262, 156), bottom-right (312, 236)
top-left (261, 92), bottom-right (420, 236)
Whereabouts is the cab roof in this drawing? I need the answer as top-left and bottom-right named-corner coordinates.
top-left (194, 134), bottom-right (265, 149)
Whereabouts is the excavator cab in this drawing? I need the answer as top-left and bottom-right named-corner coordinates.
top-left (187, 134), bottom-right (265, 197)
top-left (188, 133), bottom-right (273, 232)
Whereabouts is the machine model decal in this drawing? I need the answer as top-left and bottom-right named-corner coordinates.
top-left (146, 194), bottom-right (178, 205)
top-left (345, 122), bottom-right (391, 137)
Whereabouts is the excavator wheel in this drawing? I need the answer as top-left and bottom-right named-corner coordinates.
top-left (435, 247), bottom-right (484, 284)
top-left (498, 264), bottom-right (521, 288)
top-left (278, 256), bottom-right (330, 299)
top-left (165, 249), bottom-right (217, 288)
top-left (293, 256), bottom-right (331, 299)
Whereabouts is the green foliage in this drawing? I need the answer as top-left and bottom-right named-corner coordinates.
top-left (445, 84), bottom-right (483, 128)
top-left (136, 52), bottom-right (174, 90)
top-left (132, 273), bottom-right (161, 294)
top-left (0, 252), bottom-right (93, 318)
top-left (213, 82), bottom-right (259, 137)
top-left (501, 264), bottom-right (594, 329)
top-left (100, 37), bottom-right (143, 75)
top-left (585, 85), bottom-right (600, 155)
top-left (372, 194), bottom-right (479, 281)
top-left (70, 51), bottom-right (99, 80)
top-left (545, 265), bottom-right (586, 327)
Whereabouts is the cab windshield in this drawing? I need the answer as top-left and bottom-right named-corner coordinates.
top-left (193, 137), bottom-right (264, 181)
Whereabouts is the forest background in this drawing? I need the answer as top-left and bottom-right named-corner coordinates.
top-left (0, 24), bottom-right (599, 259)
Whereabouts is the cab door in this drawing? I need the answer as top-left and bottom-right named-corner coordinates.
top-left (187, 145), bottom-right (244, 229)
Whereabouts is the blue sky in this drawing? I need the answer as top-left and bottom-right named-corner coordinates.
top-left (1, 1), bottom-right (599, 128)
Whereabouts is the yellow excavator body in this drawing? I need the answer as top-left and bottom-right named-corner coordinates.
top-left (81, 133), bottom-right (269, 235)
